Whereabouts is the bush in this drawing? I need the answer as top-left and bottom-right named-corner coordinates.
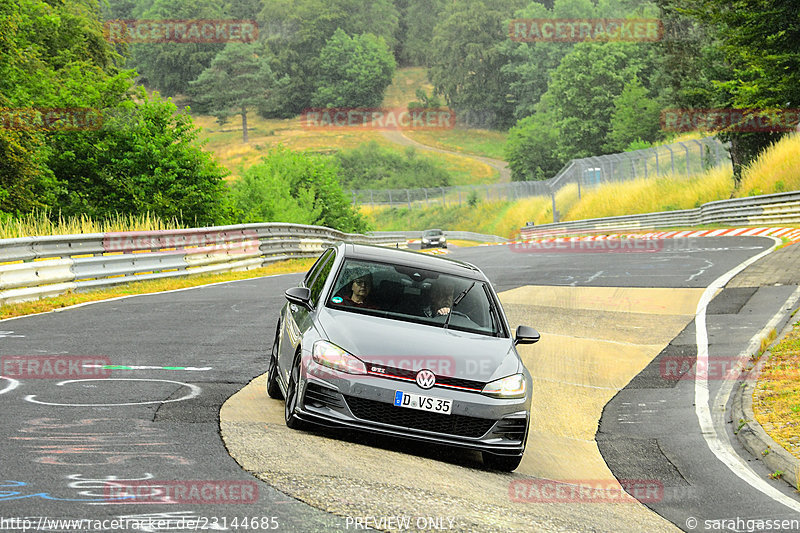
top-left (334, 142), bottom-right (451, 190)
top-left (229, 147), bottom-right (369, 233)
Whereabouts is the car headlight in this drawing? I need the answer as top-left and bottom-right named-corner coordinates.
top-left (482, 374), bottom-right (526, 398)
top-left (422, 238), bottom-right (430, 243)
top-left (312, 341), bottom-right (367, 374)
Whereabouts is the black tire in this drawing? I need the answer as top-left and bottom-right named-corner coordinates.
top-left (482, 452), bottom-right (523, 472)
top-left (266, 323), bottom-right (283, 399)
top-left (284, 354), bottom-right (307, 430)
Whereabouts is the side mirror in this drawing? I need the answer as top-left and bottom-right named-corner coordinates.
top-left (514, 325), bottom-right (540, 345)
top-left (285, 286), bottom-right (312, 310)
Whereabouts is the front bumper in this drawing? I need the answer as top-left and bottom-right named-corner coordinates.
top-left (297, 363), bottom-right (529, 456)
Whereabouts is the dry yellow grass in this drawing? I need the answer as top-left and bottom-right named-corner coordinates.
top-left (753, 320), bottom-right (800, 460)
top-left (564, 167), bottom-right (734, 221)
top-left (1, 212), bottom-right (183, 239)
top-left (737, 133), bottom-right (800, 197)
top-left (382, 67), bottom-right (432, 107)
top-left (0, 258), bottom-right (315, 320)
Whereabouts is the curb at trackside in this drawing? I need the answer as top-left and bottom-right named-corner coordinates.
top-left (731, 313), bottom-right (800, 491)
top-left (486, 227), bottom-right (800, 246)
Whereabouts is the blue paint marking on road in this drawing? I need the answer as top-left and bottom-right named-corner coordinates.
top-left (0, 481), bottom-right (131, 502)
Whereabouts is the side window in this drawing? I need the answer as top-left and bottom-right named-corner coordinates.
top-left (308, 251), bottom-right (335, 307)
top-left (304, 249), bottom-right (333, 287)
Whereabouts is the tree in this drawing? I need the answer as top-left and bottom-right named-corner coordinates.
top-left (605, 76), bottom-right (663, 152)
top-left (189, 43), bottom-right (275, 143)
top-left (258, 0), bottom-right (399, 117)
top-left (395, 0), bottom-right (446, 66)
top-left (663, 0), bottom-right (800, 182)
top-left (504, 93), bottom-right (564, 181)
top-left (545, 41), bottom-right (661, 159)
top-left (47, 90), bottom-right (229, 225)
top-left (0, 0), bottom-right (129, 214)
top-left (311, 30), bottom-right (396, 109)
top-left (229, 147), bottom-right (369, 232)
top-left (428, 0), bottom-right (523, 129)
top-left (130, 0), bottom-right (226, 97)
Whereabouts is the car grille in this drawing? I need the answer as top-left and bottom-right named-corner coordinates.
top-left (366, 364), bottom-right (484, 393)
top-left (343, 395), bottom-right (495, 438)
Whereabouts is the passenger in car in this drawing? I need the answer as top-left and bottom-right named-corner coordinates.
top-left (422, 280), bottom-right (454, 317)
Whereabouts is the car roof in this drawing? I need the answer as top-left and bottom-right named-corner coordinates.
top-left (339, 243), bottom-right (485, 279)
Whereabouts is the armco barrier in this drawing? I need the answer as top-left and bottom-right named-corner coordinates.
top-left (521, 190), bottom-right (800, 238)
top-left (0, 223), bottom-right (404, 305)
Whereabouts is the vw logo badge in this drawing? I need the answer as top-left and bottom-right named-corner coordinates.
top-left (416, 369), bottom-right (436, 390)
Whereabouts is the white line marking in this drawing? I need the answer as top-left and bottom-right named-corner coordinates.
top-left (694, 236), bottom-right (800, 513)
top-left (24, 378), bottom-right (202, 407)
top-left (0, 272), bottom-right (299, 324)
top-left (0, 376), bottom-right (20, 395)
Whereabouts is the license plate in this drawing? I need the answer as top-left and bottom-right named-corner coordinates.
top-left (394, 391), bottom-right (452, 415)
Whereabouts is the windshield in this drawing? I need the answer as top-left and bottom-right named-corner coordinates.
top-left (423, 230), bottom-right (443, 237)
top-left (326, 259), bottom-right (504, 338)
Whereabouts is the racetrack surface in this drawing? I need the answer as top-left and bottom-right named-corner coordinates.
top-left (2, 236), bottom-right (797, 532)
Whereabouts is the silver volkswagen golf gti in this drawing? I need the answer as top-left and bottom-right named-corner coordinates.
top-left (267, 242), bottom-right (540, 471)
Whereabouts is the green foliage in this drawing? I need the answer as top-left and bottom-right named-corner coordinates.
top-left (504, 94), bottom-right (564, 181)
top-left (189, 43), bottom-right (275, 142)
top-left (129, 0), bottom-right (226, 97)
top-left (47, 90), bottom-right (229, 226)
top-left (310, 29), bottom-right (396, 109)
top-left (395, 0), bottom-right (446, 66)
top-left (334, 142), bottom-right (451, 190)
top-left (230, 147), bottom-right (369, 232)
top-left (546, 41), bottom-right (661, 160)
top-left (258, 0), bottom-right (399, 117)
top-left (428, 0), bottom-right (523, 130)
top-left (605, 76), bottom-right (664, 152)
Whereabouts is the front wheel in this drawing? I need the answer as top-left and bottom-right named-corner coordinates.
top-left (266, 326), bottom-right (283, 399)
top-left (482, 452), bottom-right (523, 472)
top-left (284, 355), bottom-right (307, 430)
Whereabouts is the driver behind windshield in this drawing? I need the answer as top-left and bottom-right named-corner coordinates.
top-left (423, 280), bottom-right (454, 317)
top-left (335, 267), bottom-right (378, 308)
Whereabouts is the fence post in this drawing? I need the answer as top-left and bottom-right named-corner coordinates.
top-left (665, 144), bottom-right (675, 176)
top-left (441, 187), bottom-right (446, 206)
top-left (407, 189), bottom-right (411, 209)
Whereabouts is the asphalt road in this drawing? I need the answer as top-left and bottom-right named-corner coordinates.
top-left (1, 236), bottom-right (798, 532)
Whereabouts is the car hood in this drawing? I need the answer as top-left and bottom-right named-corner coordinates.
top-left (317, 308), bottom-right (521, 383)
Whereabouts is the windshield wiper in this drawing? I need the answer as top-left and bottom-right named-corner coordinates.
top-left (443, 281), bottom-right (475, 330)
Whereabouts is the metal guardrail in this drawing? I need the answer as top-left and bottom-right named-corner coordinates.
top-left (520, 190), bottom-right (800, 237)
top-left (0, 223), bottom-right (404, 305)
top-left (368, 230), bottom-right (507, 243)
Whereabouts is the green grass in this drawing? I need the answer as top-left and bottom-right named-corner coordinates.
top-left (753, 320), bottom-right (800, 460)
top-left (404, 128), bottom-right (508, 160)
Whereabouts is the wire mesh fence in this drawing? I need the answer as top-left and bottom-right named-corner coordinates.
top-left (350, 136), bottom-right (731, 222)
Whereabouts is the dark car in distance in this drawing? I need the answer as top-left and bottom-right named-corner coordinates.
top-left (420, 229), bottom-right (447, 249)
top-left (267, 242), bottom-right (540, 471)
